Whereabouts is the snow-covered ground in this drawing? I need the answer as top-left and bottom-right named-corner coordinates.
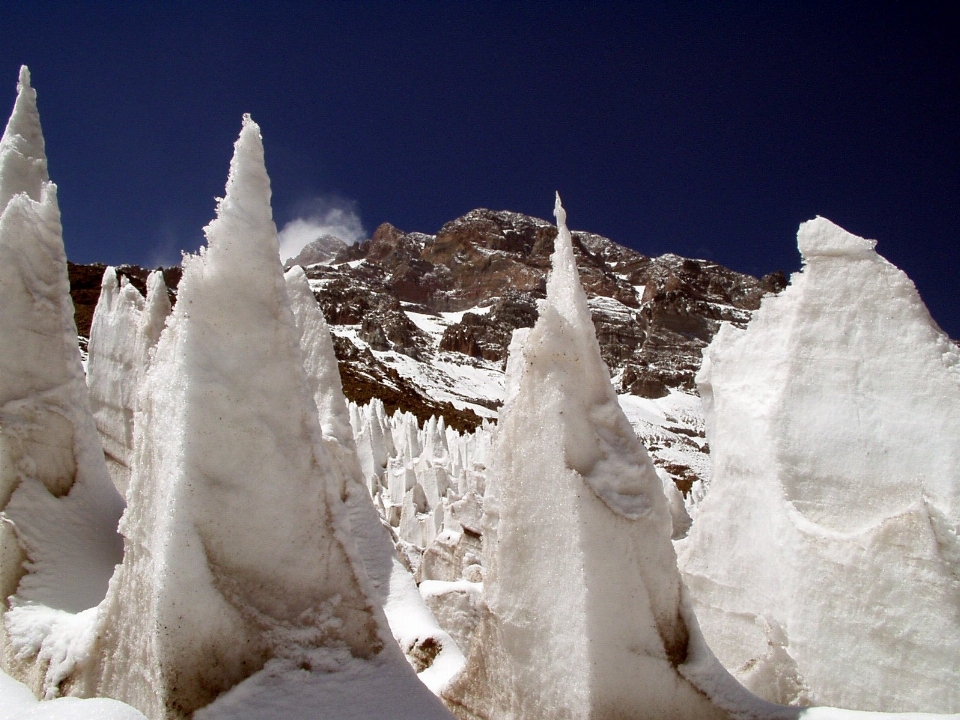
top-left (0, 669), bottom-right (146, 719)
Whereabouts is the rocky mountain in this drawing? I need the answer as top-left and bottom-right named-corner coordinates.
top-left (284, 233), bottom-right (348, 267)
top-left (69, 208), bottom-right (785, 491)
top-left (312, 209), bottom-right (783, 415)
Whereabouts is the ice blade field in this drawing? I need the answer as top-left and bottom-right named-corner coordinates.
top-left (0, 67), bottom-right (958, 720)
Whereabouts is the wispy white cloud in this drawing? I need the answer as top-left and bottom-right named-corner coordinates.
top-left (145, 220), bottom-right (193, 269)
top-left (278, 196), bottom-right (366, 262)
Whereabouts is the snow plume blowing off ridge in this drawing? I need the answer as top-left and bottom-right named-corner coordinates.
top-left (278, 196), bottom-right (366, 262)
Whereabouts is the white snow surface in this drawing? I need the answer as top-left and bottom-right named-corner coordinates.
top-left (90, 115), bottom-right (445, 719)
top-left (442, 195), bottom-right (725, 719)
top-left (0, 66), bottom-right (124, 696)
top-left (0, 667), bottom-right (146, 719)
top-left (192, 653), bottom-right (453, 720)
top-left (678, 217), bottom-right (960, 712)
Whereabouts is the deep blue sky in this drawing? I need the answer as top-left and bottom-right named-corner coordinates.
top-left (1, 2), bottom-right (957, 336)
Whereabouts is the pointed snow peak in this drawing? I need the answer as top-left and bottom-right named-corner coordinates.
top-left (0, 64), bottom-right (49, 208)
top-left (223, 113), bottom-right (270, 221)
top-left (546, 192), bottom-right (591, 328)
top-left (798, 215), bottom-right (877, 260)
top-left (18, 65), bottom-right (31, 91)
top-left (140, 270), bottom-right (172, 350)
top-left (202, 114), bottom-right (278, 266)
top-left (98, 265), bottom-right (120, 307)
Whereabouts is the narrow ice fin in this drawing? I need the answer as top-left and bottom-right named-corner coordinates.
top-left (86, 269), bottom-right (146, 495)
top-left (138, 270), bottom-right (172, 358)
top-left (548, 194), bottom-right (661, 520)
top-left (284, 264), bottom-right (463, 690)
top-left (285, 265), bottom-right (355, 449)
top-left (547, 192), bottom-right (593, 329)
top-left (443, 197), bottom-right (724, 720)
top-left (0, 66), bottom-right (48, 208)
top-left (203, 114), bottom-right (279, 268)
top-left (0, 67), bottom-right (124, 697)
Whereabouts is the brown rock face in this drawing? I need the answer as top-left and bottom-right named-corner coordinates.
top-left (68, 208), bottom-right (784, 433)
top-left (300, 209), bottom-right (782, 411)
top-left (439, 292), bottom-right (539, 363)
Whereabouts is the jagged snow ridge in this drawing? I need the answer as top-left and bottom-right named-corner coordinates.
top-left (2, 68), bottom-right (958, 720)
top-left (86, 268), bottom-right (170, 496)
top-left (346, 398), bottom-right (495, 677)
top-left (0, 66), bottom-right (125, 697)
top-left (348, 399), bottom-right (493, 577)
top-left (678, 217), bottom-right (960, 712)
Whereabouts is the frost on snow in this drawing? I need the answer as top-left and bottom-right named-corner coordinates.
top-left (86, 267), bottom-right (170, 496)
top-left (0, 66), bottom-right (124, 694)
top-left (677, 217), bottom-right (960, 712)
top-left (441, 195), bottom-right (725, 720)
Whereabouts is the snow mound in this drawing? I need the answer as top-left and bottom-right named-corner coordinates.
top-left (1, 667), bottom-right (146, 719)
top-left (678, 217), bottom-right (960, 712)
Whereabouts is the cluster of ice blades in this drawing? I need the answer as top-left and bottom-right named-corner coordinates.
top-left (86, 267), bottom-right (171, 496)
top-left (0, 69), bottom-right (451, 720)
top-left (1, 65), bottom-right (959, 720)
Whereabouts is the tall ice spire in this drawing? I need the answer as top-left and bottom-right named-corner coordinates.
top-left (0, 65), bottom-right (125, 695)
top-left (443, 195), bottom-right (725, 719)
top-left (94, 116), bottom-right (450, 720)
top-left (0, 66), bottom-right (49, 209)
